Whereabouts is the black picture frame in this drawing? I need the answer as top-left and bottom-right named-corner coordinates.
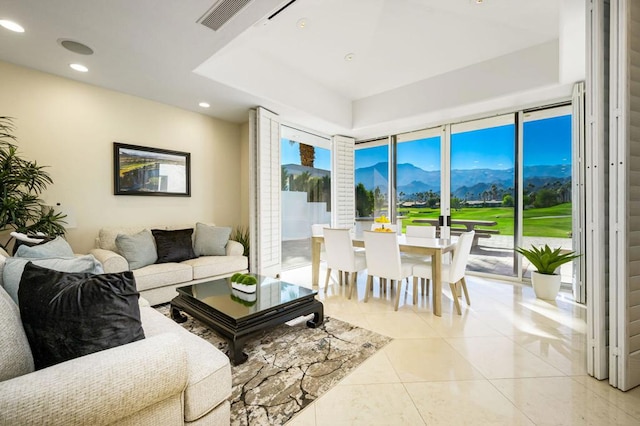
top-left (113, 142), bottom-right (191, 196)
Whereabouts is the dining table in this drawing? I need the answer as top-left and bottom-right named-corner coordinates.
top-left (311, 233), bottom-right (457, 316)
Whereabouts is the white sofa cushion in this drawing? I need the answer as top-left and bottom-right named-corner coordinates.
top-left (0, 333), bottom-right (188, 426)
top-left (140, 307), bottom-right (232, 422)
top-left (183, 255), bottom-right (249, 280)
top-left (133, 263), bottom-right (193, 292)
top-left (0, 285), bottom-right (34, 381)
top-left (98, 226), bottom-right (149, 252)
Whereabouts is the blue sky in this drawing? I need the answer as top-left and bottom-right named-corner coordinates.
top-left (451, 124), bottom-right (515, 170)
top-left (282, 114), bottom-right (571, 172)
top-left (523, 115), bottom-right (572, 166)
top-left (355, 145), bottom-right (388, 169)
top-left (357, 114), bottom-right (572, 171)
top-left (398, 138), bottom-right (440, 171)
top-left (281, 139), bottom-right (331, 170)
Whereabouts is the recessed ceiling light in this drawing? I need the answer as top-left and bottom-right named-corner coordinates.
top-left (297, 18), bottom-right (307, 29)
top-left (199, 102), bottom-right (210, 108)
top-left (344, 53), bottom-right (355, 61)
top-left (475, 0), bottom-right (484, 4)
top-left (0, 20), bottom-right (25, 33)
top-left (69, 63), bottom-right (88, 73)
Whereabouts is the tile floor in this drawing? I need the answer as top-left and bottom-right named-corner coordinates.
top-left (279, 265), bottom-right (640, 426)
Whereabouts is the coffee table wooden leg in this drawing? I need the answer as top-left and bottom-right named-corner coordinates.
top-left (306, 301), bottom-right (324, 328)
top-left (170, 305), bottom-right (188, 323)
top-left (229, 338), bottom-right (249, 365)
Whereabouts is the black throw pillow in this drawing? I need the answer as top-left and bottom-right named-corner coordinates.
top-left (151, 228), bottom-right (196, 263)
top-left (18, 262), bottom-right (145, 370)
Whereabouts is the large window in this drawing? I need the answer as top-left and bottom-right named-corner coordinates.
top-left (451, 115), bottom-right (516, 276)
top-left (396, 129), bottom-right (442, 232)
top-left (353, 104), bottom-right (576, 284)
top-left (522, 106), bottom-right (573, 281)
top-left (354, 139), bottom-right (389, 225)
top-left (280, 126), bottom-right (331, 269)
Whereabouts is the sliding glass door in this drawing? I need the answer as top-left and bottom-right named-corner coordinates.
top-left (396, 128), bottom-right (443, 233)
top-left (450, 115), bottom-right (517, 276)
top-left (522, 106), bottom-right (574, 282)
top-left (354, 138), bottom-right (389, 233)
top-left (280, 126), bottom-right (331, 270)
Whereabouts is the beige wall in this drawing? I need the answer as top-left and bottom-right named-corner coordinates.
top-left (0, 61), bottom-right (243, 253)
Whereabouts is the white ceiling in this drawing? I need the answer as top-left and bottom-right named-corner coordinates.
top-left (214, 0), bottom-right (560, 100)
top-left (0, 0), bottom-right (575, 139)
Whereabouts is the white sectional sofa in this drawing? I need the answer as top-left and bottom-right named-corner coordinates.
top-left (90, 224), bottom-right (248, 306)
top-left (0, 283), bottom-right (232, 425)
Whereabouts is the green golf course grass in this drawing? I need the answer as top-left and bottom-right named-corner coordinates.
top-left (397, 203), bottom-right (572, 238)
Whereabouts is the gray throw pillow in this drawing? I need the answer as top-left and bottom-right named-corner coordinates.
top-left (115, 229), bottom-right (157, 270)
top-left (15, 236), bottom-right (74, 258)
top-left (2, 255), bottom-right (104, 304)
top-left (194, 223), bottom-right (231, 256)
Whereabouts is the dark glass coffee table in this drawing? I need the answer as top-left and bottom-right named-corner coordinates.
top-left (170, 275), bottom-right (324, 365)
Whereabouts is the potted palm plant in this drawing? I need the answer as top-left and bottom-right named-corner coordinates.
top-left (0, 117), bottom-right (66, 253)
top-left (515, 244), bottom-right (580, 300)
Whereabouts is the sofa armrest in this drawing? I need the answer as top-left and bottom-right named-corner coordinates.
top-left (89, 248), bottom-right (128, 273)
top-left (226, 240), bottom-right (244, 256)
top-left (0, 333), bottom-right (188, 426)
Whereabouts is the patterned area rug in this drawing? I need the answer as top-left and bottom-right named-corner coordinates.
top-left (156, 305), bottom-right (391, 425)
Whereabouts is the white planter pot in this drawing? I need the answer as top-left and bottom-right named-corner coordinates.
top-left (231, 282), bottom-right (257, 294)
top-left (531, 271), bottom-right (561, 300)
top-left (231, 288), bottom-right (257, 303)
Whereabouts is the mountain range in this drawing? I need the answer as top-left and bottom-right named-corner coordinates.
top-left (355, 162), bottom-right (571, 198)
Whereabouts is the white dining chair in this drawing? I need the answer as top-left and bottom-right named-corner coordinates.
top-left (311, 223), bottom-right (330, 275)
top-left (412, 231), bottom-right (475, 314)
top-left (322, 228), bottom-right (367, 299)
top-left (311, 223), bottom-right (329, 237)
top-left (404, 225), bottom-right (436, 296)
top-left (405, 225), bottom-right (436, 238)
top-left (363, 230), bottom-right (422, 311)
top-left (311, 223), bottom-right (342, 285)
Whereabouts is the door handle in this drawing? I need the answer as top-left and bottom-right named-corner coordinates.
top-left (438, 216), bottom-right (451, 227)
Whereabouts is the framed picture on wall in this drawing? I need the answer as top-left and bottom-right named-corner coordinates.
top-left (113, 142), bottom-right (191, 196)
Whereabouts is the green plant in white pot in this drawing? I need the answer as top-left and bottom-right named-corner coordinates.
top-left (230, 273), bottom-right (257, 294)
top-left (515, 245), bottom-right (580, 300)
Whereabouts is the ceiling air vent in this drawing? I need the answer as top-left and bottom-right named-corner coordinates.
top-left (198, 0), bottom-right (253, 32)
